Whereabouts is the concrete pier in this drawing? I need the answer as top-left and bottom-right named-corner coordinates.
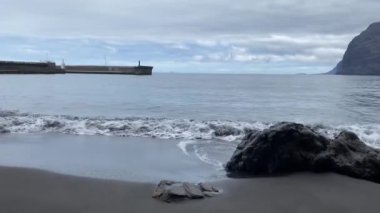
top-left (0, 61), bottom-right (153, 75)
top-left (65, 65), bottom-right (153, 75)
top-left (0, 61), bottom-right (65, 74)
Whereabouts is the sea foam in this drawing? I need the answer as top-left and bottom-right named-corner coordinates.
top-left (0, 110), bottom-right (379, 148)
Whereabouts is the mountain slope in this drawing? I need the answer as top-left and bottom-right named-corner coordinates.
top-left (331, 22), bottom-right (380, 75)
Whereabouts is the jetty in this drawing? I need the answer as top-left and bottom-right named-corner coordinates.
top-left (0, 60), bottom-right (153, 75)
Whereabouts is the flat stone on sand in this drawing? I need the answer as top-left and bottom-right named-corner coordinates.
top-left (152, 180), bottom-right (221, 202)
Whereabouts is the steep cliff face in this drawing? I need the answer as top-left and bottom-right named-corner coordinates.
top-left (332, 22), bottom-right (380, 75)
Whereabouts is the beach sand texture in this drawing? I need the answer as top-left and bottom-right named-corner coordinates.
top-left (0, 167), bottom-right (379, 213)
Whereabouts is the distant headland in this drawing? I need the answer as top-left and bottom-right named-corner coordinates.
top-left (329, 22), bottom-right (380, 75)
top-left (0, 60), bottom-right (153, 75)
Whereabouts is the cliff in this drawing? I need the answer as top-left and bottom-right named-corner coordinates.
top-left (331, 22), bottom-right (380, 75)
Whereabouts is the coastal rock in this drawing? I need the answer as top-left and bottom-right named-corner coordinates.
top-left (313, 131), bottom-right (380, 182)
top-left (210, 124), bottom-right (242, 137)
top-left (226, 122), bottom-right (330, 175)
top-left (330, 22), bottom-right (380, 75)
top-left (152, 180), bottom-right (221, 202)
top-left (226, 122), bottom-right (380, 183)
top-left (43, 120), bottom-right (64, 129)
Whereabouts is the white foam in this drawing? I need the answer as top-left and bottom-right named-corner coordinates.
top-left (177, 140), bottom-right (196, 156)
top-left (0, 111), bottom-right (271, 142)
top-left (194, 148), bottom-right (224, 170)
top-left (0, 110), bottom-right (379, 148)
top-left (337, 124), bottom-right (380, 148)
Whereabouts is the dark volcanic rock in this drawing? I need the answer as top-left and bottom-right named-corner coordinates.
top-left (331, 22), bottom-right (380, 75)
top-left (43, 120), bottom-right (64, 129)
top-left (226, 122), bottom-right (380, 183)
top-left (210, 124), bottom-right (242, 137)
top-left (226, 123), bottom-right (330, 175)
top-left (314, 131), bottom-right (380, 182)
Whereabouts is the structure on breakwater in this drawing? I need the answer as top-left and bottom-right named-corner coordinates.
top-left (0, 60), bottom-right (153, 75)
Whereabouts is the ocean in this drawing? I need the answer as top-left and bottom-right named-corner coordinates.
top-left (0, 73), bottom-right (379, 181)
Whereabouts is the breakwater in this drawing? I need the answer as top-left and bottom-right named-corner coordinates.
top-left (65, 65), bottom-right (152, 75)
top-left (0, 61), bottom-right (65, 74)
top-left (0, 61), bottom-right (153, 75)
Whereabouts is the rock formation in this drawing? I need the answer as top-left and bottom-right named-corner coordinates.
top-left (330, 22), bottom-right (380, 75)
top-left (226, 122), bottom-right (380, 183)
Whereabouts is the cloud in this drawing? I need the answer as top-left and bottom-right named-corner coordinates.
top-left (1, 0), bottom-right (377, 38)
top-left (0, 0), bottom-right (378, 73)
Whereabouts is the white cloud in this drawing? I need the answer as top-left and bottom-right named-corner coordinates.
top-left (104, 46), bottom-right (118, 54)
top-left (0, 0), bottom-right (377, 39)
top-left (0, 0), bottom-right (378, 73)
top-left (195, 40), bottom-right (219, 47)
top-left (169, 43), bottom-right (189, 50)
top-left (193, 55), bottom-right (205, 61)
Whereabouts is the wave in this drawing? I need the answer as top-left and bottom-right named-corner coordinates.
top-left (1, 110), bottom-right (379, 170)
top-left (0, 110), bottom-right (270, 142)
top-left (0, 110), bottom-right (379, 148)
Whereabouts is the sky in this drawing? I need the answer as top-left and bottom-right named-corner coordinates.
top-left (0, 0), bottom-right (379, 74)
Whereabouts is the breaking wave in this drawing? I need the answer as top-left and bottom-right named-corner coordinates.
top-left (0, 110), bottom-right (270, 142)
top-left (1, 110), bottom-right (379, 169)
top-left (0, 110), bottom-right (379, 148)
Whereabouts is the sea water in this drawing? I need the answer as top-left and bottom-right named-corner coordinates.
top-left (0, 73), bottom-right (379, 179)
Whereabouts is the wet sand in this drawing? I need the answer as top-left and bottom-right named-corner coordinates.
top-left (0, 133), bottom-right (379, 212)
top-left (0, 133), bottom-right (221, 182)
top-left (0, 166), bottom-right (379, 213)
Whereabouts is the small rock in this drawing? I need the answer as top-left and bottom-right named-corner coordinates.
top-left (152, 180), bottom-right (221, 203)
top-left (203, 191), bottom-right (216, 197)
top-left (167, 184), bottom-right (187, 197)
top-left (199, 182), bottom-right (215, 192)
top-left (183, 183), bottom-right (204, 199)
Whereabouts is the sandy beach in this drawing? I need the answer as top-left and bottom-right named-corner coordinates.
top-left (0, 166), bottom-right (379, 213)
top-left (0, 133), bottom-right (222, 182)
top-left (0, 133), bottom-right (379, 212)
top-left (1, 3), bottom-right (380, 212)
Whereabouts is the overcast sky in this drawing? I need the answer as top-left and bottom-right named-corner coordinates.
top-left (0, 0), bottom-right (379, 73)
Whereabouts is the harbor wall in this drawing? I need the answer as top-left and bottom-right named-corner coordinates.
top-left (65, 65), bottom-right (153, 75)
top-left (0, 61), bottom-right (153, 75)
top-left (0, 61), bottom-right (64, 74)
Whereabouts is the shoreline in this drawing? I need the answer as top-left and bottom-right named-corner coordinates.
top-left (0, 166), bottom-right (380, 213)
top-left (0, 133), bottom-right (224, 182)
top-left (0, 130), bottom-right (379, 212)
